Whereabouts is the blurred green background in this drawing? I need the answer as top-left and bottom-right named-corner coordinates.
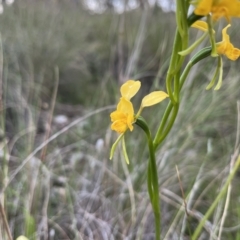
top-left (0, 0), bottom-right (240, 239)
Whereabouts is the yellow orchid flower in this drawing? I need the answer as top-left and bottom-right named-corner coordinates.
top-left (110, 80), bottom-right (140, 134)
top-left (217, 25), bottom-right (240, 61)
top-left (192, 21), bottom-right (240, 60)
top-left (110, 80), bottom-right (168, 163)
top-left (110, 80), bottom-right (168, 134)
top-left (194, 0), bottom-right (240, 21)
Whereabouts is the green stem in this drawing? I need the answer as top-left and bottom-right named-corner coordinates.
top-left (206, 15), bottom-right (218, 57)
top-left (156, 21), bottom-right (188, 147)
top-left (147, 158), bottom-right (153, 201)
top-left (136, 117), bottom-right (161, 240)
top-left (176, 0), bottom-right (187, 38)
top-left (174, 71), bottom-right (180, 103)
top-left (153, 61), bottom-right (191, 149)
top-left (153, 102), bottom-right (173, 150)
top-left (154, 104), bottom-right (179, 149)
top-left (153, 47), bottom-right (212, 150)
top-left (166, 31), bottom-right (182, 104)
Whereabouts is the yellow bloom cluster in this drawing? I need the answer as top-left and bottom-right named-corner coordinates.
top-left (192, 0), bottom-right (240, 60)
top-left (110, 80), bottom-right (168, 134)
top-left (194, 0), bottom-right (240, 21)
top-left (192, 21), bottom-right (240, 60)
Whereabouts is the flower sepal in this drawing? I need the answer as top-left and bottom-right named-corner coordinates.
top-left (109, 133), bottom-right (124, 160)
top-left (109, 133), bottom-right (131, 164)
top-left (206, 56), bottom-right (223, 90)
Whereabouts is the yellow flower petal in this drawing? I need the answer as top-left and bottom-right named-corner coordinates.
top-left (120, 80), bottom-right (141, 100)
top-left (194, 0), bottom-right (240, 21)
top-left (141, 91), bottom-right (168, 108)
top-left (225, 47), bottom-right (240, 61)
top-left (222, 24), bottom-right (231, 42)
top-left (127, 114), bottom-right (134, 131)
top-left (194, 0), bottom-right (213, 16)
top-left (117, 97), bottom-right (134, 116)
top-left (192, 20), bottom-right (208, 32)
top-left (225, 0), bottom-right (240, 17)
top-left (212, 0), bottom-right (240, 21)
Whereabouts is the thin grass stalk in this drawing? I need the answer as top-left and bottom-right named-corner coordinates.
top-left (117, 5), bottom-right (125, 84)
top-left (192, 153), bottom-right (240, 240)
top-left (120, 153), bottom-right (136, 226)
top-left (40, 66), bottom-right (59, 162)
top-left (124, 3), bottom-right (149, 81)
top-left (0, 32), bottom-right (11, 240)
top-left (217, 102), bottom-right (240, 239)
top-left (39, 166), bottom-right (51, 240)
top-left (210, 197), bottom-right (223, 240)
top-left (0, 34), bottom-right (8, 204)
top-left (0, 202), bottom-right (12, 240)
top-left (217, 160), bottom-right (232, 239)
top-left (37, 66), bottom-right (59, 240)
top-left (180, 157), bottom-right (208, 239)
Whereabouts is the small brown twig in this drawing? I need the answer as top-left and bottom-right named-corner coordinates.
top-left (0, 201), bottom-right (13, 240)
top-left (40, 66), bottom-right (59, 162)
top-left (175, 165), bottom-right (189, 217)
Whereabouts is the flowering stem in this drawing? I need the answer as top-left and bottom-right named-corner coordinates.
top-left (153, 47), bottom-right (212, 150)
top-left (166, 31), bottom-right (182, 104)
top-left (136, 117), bottom-right (161, 240)
top-left (176, 0), bottom-right (188, 39)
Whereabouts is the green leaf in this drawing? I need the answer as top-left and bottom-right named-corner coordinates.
top-left (24, 211), bottom-right (36, 240)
